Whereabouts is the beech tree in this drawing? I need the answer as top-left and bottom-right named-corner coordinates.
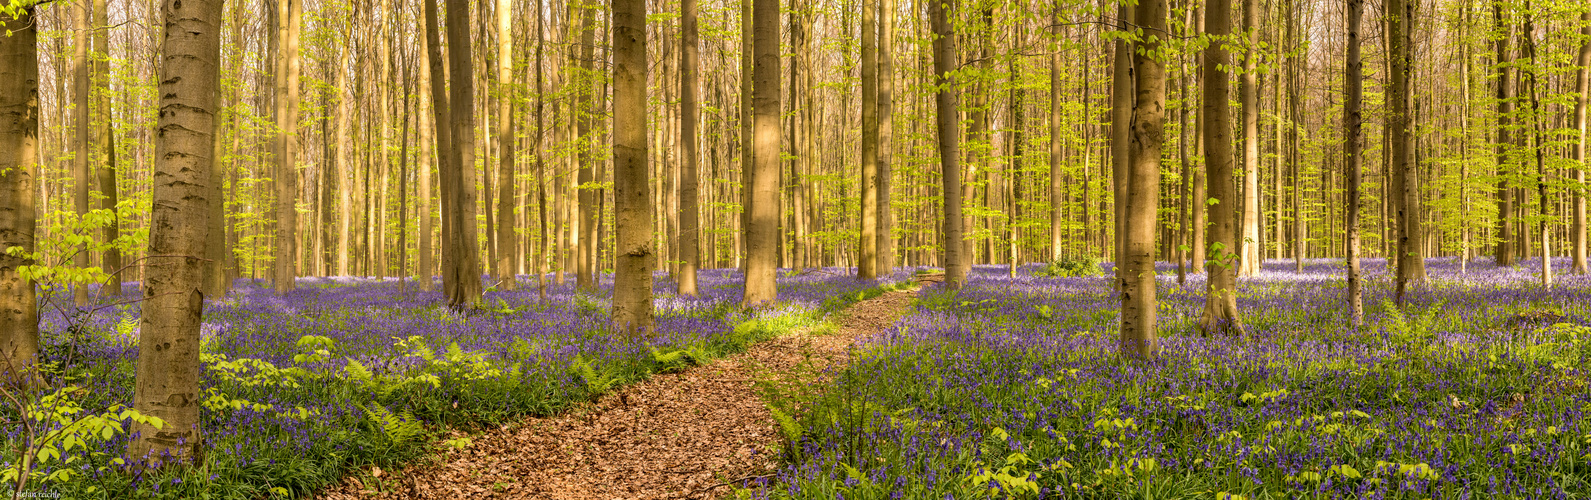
top-left (678, 0), bottom-right (701, 296)
top-left (930, 0), bottom-right (966, 290)
top-left (1238, 0), bottom-right (1261, 277)
top-left (0, 4), bottom-right (39, 387)
top-left (1389, 0), bottom-right (1424, 303)
top-left (494, 0), bottom-right (516, 290)
top-left (273, 0), bottom-right (300, 295)
top-left (611, 0), bottom-right (650, 334)
top-left (1122, 0), bottom-right (1168, 359)
top-left (128, 0), bottom-right (221, 465)
top-left (1576, 10), bottom-right (1589, 275)
top-left (1199, 0), bottom-right (1246, 335)
top-left (743, 0), bottom-right (781, 307)
top-left (1345, 0), bottom-right (1366, 325)
top-left (858, 0), bottom-right (878, 280)
top-left (445, 0), bottom-right (482, 308)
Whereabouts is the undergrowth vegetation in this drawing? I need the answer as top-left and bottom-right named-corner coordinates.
top-left (748, 258), bottom-right (1591, 499)
top-left (3, 267), bottom-right (915, 499)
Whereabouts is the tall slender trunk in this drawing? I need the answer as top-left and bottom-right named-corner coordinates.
top-left (1049, 3), bottom-right (1065, 262)
top-left (679, 0), bottom-right (701, 295)
top-left (73, 0), bottom-right (90, 306)
top-left (1289, 0), bottom-right (1304, 272)
top-left (1571, 11), bottom-right (1589, 275)
top-left (1523, 11), bottom-right (1551, 285)
top-left (1189, 6), bottom-right (1206, 274)
top-left (576, 3), bottom-right (597, 291)
top-left (1344, 0), bottom-right (1365, 326)
top-left (535, 0), bottom-right (550, 298)
top-left (426, 0), bottom-right (451, 291)
top-left (495, 0), bottom-right (517, 290)
top-left (417, 41), bottom-right (435, 289)
top-left (858, 0), bottom-right (879, 280)
top-left (1237, 0), bottom-right (1260, 277)
top-left (743, 0), bottom-right (782, 307)
top-left (1175, 5), bottom-right (1193, 283)
top-left (128, 0), bottom-right (220, 465)
top-left (1198, 0), bottom-right (1245, 335)
top-left (93, 0), bottom-right (122, 285)
top-left (612, 0), bottom-right (651, 333)
top-left (1390, 0), bottom-right (1424, 305)
top-left (274, 0), bottom-right (300, 294)
top-left (1122, 0), bottom-right (1167, 359)
top-left (929, 0), bottom-right (966, 289)
top-left (1493, 3), bottom-right (1515, 267)
top-left (1007, 19), bottom-right (1024, 278)
top-left (0, 7), bottom-right (40, 386)
top-left (446, 0), bottom-right (483, 307)
top-left (1110, 3), bottom-right (1132, 280)
top-left (877, 0), bottom-right (896, 275)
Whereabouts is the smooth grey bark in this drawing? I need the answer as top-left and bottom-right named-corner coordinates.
top-left (0, 7), bottom-right (40, 387)
top-left (446, 0), bottom-right (483, 308)
top-left (128, 0), bottom-right (221, 465)
top-left (859, 0), bottom-right (879, 280)
top-left (930, 0), bottom-right (966, 289)
top-left (273, 0), bottom-right (300, 295)
top-left (612, 0), bottom-right (652, 333)
top-left (1345, 0), bottom-right (1365, 326)
top-left (679, 0), bottom-right (701, 296)
top-left (1122, 0), bottom-right (1167, 359)
top-left (743, 0), bottom-right (782, 307)
top-left (1198, 0), bottom-right (1245, 336)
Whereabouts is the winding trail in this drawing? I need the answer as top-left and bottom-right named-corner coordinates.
top-left (318, 286), bottom-right (920, 500)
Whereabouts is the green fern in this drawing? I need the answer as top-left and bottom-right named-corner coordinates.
top-left (1382, 300), bottom-right (1444, 347)
top-left (570, 355), bottom-right (620, 395)
top-left (342, 359), bottom-right (374, 384)
top-left (360, 403), bottom-right (422, 445)
top-left (769, 406), bottom-right (804, 444)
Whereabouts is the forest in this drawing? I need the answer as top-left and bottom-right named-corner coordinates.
top-left (0, 0), bottom-right (1589, 496)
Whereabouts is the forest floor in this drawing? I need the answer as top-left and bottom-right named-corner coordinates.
top-left (317, 285), bottom-right (921, 500)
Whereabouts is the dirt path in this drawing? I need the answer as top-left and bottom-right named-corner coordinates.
top-left (318, 288), bottom-right (919, 500)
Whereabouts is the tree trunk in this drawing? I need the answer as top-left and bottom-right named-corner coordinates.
top-left (1522, 11), bottom-right (1550, 286)
top-left (1190, 6), bottom-right (1206, 274)
top-left (612, 0), bottom-right (652, 333)
top-left (1344, 0), bottom-right (1365, 326)
top-left (1198, 0), bottom-right (1245, 336)
top-left (929, 0), bottom-right (966, 290)
top-left (1389, 0), bottom-right (1424, 305)
top-left (1122, 0), bottom-right (1167, 359)
top-left (128, 0), bottom-right (220, 465)
top-left (1238, 0), bottom-right (1260, 277)
top-left (73, 0), bottom-right (90, 306)
top-left (877, 0), bottom-right (896, 275)
top-left (94, 0), bottom-right (122, 286)
top-left (1493, 3), bottom-right (1515, 267)
top-left (274, 0), bottom-right (300, 295)
top-left (1572, 11), bottom-right (1589, 275)
top-left (1289, 0), bottom-right (1304, 273)
top-left (576, 3), bottom-right (598, 291)
top-left (417, 41), bottom-right (434, 289)
top-left (535, 0), bottom-right (550, 298)
top-left (446, 0), bottom-right (483, 308)
top-left (679, 0), bottom-right (701, 296)
top-left (858, 0), bottom-right (879, 280)
top-left (1110, 3), bottom-right (1132, 281)
top-left (495, 0), bottom-right (517, 290)
top-left (1008, 19), bottom-right (1024, 278)
top-left (0, 7), bottom-right (40, 387)
top-left (743, 0), bottom-right (781, 307)
top-left (1049, 3), bottom-right (1065, 262)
